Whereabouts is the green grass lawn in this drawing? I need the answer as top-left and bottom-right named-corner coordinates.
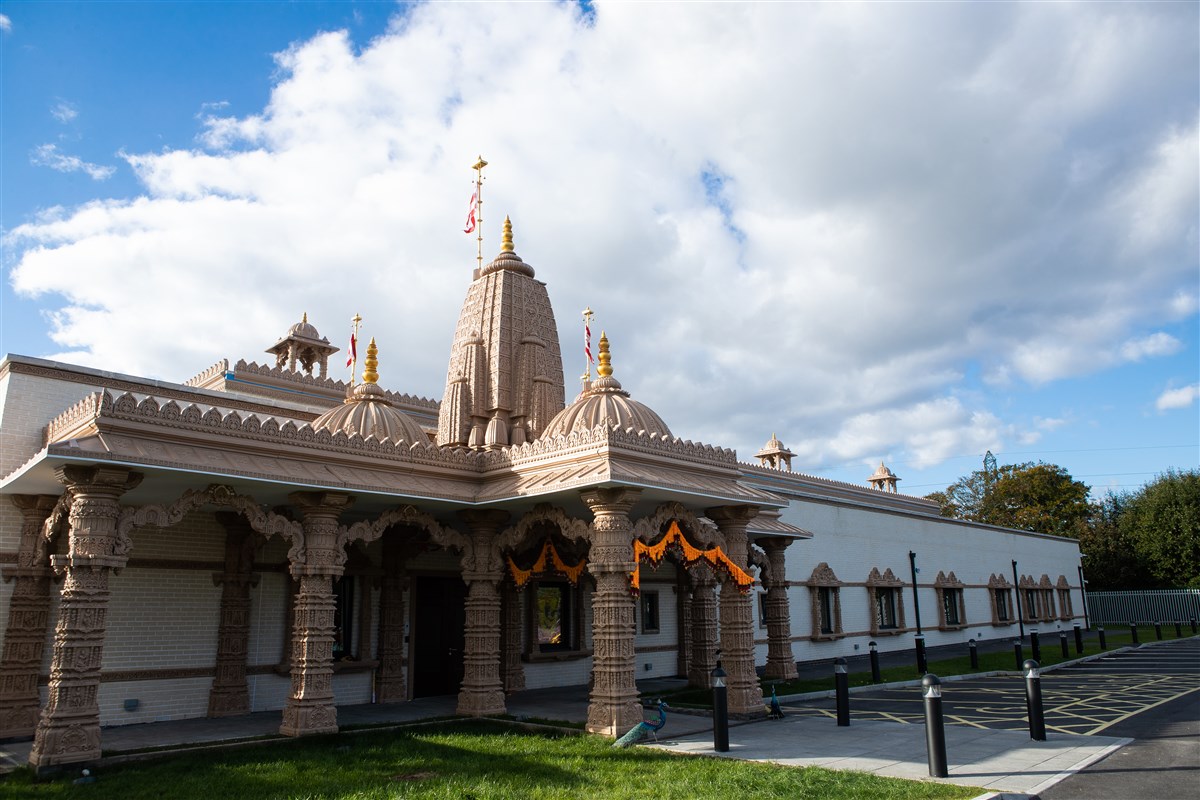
top-left (658, 626), bottom-right (1196, 706)
top-left (2, 720), bottom-right (977, 800)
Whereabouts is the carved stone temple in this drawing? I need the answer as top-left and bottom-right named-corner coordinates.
top-left (0, 219), bottom-right (1084, 771)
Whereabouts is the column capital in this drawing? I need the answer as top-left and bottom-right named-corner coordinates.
top-left (457, 508), bottom-right (511, 533)
top-left (758, 536), bottom-right (793, 554)
top-left (54, 464), bottom-right (142, 495)
top-left (9, 494), bottom-right (61, 516)
top-left (580, 487), bottom-right (641, 516)
top-left (705, 504), bottom-right (760, 526)
top-left (287, 491), bottom-right (355, 518)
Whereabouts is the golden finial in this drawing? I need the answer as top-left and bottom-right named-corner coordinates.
top-left (302, 312), bottom-right (308, 324)
top-left (473, 155), bottom-right (488, 171)
top-left (502, 215), bottom-right (514, 252)
top-left (362, 337), bottom-right (379, 385)
top-left (597, 331), bottom-right (613, 378)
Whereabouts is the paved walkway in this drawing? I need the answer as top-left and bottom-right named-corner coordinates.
top-left (650, 712), bottom-right (1127, 798)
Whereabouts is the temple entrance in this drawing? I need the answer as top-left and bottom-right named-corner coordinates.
top-left (411, 576), bottom-right (467, 698)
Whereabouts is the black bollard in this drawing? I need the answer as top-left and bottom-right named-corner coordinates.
top-left (915, 634), bottom-right (928, 675)
top-left (1073, 623), bottom-right (1084, 654)
top-left (835, 657), bottom-right (850, 726)
top-left (1030, 629), bottom-right (1041, 662)
top-left (1192, 618), bottom-right (1197, 634)
top-left (1175, 621), bottom-right (1183, 638)
top-left (968, 638), bottom-right (978, 670)
top-left (1130, 622), bottom-right (1139, 643)
top-left (1098, 626), bottom-right (1107, 650)
top-left (1154, 622), bottom-right (1163, 640)
top-left (869, 641), bottom-right (882, 684)
top-left (922, 674), bottom-right (948, 778)
top-left (711, 664), bottom-right (729, 752)
top-left (1059, 631), bottom-right (1069, 659)
top-left (1023, 659), bottom-right (1046, 741)
top-left (1013, 639), bottom-right (1025, 670)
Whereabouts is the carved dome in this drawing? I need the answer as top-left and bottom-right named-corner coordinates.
top-left (540, 332), bottom-right (672, 439)
top-left (288, 318), bottom-right (323, 340)
top-left (870, 462), bottom-right (897, 480)
top-left (311, 339), bottom-right (428, 444)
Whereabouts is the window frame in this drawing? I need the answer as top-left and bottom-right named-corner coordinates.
top-left (641, 590), bottom-right (661, 634)
top-left (806, 563), bottom-right (844, 641)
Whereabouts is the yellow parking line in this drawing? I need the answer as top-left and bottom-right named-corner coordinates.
top-left (1088, 684), bottom-right (1200, 735)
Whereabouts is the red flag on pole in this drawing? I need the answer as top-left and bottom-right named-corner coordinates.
top-left (345, 332), bottom-right (357, 368)
top-left (584, 319), bottom-right (593, 367)
top-left (463, 190), bottom-right (478, 234)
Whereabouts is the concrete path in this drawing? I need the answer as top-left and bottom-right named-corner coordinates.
top-left (648, 711), bottom-right (1128, 798)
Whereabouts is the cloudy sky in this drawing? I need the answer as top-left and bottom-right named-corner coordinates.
top-left (2, 1), bottom-right (1196, 497)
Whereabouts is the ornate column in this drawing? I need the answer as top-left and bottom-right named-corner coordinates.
top-left (759, 538), bottom-right (798, 680)
top-left (456, 510), bottom-right (509, 716)
top-left (0, 495), bottom-right (59, 740)
top-left (29, 466), bottom-right (142, 772)
top-left (581, 487), bottom-right (642, 736)
top-left (501, 580), bottom-right (526, 693)
top-left (206, 513), bottom-right (259, 718)
top-left (279, 491), bottom-right (352, 737)
top-left (687, 566), bottom-right (718, 688)
top-left (675, 573), bottom-right (692, 678)
top-left (374, 533), bottom-right (409, 703)
top-left (708, 505), bottom-right (763, 716)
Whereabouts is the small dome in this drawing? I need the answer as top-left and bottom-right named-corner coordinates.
top-left (540, 332), bottom-right (671, 439)
top-left (287, 312), bottom-right (324, 341)
top-left (311, 338), bottom-right (428, 444)
top-left (870, 462), bottom-right (898, 480)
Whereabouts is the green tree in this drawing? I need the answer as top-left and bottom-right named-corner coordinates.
top-left (926, 460), bottom-right (1092, 537)
top-left (1077, 490), bottom-right (1151, 590)
top-left (1118, 469), bottom-right (1200, 589)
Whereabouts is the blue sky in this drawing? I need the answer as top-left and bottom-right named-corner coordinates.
top-left (1, 1), bottom-right (1196, 499)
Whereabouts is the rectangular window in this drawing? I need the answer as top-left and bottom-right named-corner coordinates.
top-left (819, 587), bottom-right (835, 634)
top-left (876, 588), bottom-right (898, 629)
top-left (535, 583), bottom-right (572, 652)
top-left (995, 589), bottom-right (1010, 621)
top-left (641, 591), bottom-right (660, 634)
top-left (758, 592), bottom-right (769, 629)
top-left (942, 588), bottom-right (962, 626)
top-left (1023, 589), bottom-right (1037, 619)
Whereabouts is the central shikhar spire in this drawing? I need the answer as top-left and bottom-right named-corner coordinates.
top-left (437, 218), bottom-right (566, 449)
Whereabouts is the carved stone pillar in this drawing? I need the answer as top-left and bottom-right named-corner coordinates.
top-left (581, 488), bottom-right (642, 736)
top-left (687, 565), bottom-right (718, 688)
top-left (0, 495), bottom-right (59, 740)
top-left (279, 491), bottom-right (352, 737)
top-left (708, 505), bottom-right (763, 716)
top-left (456, 510), bottom-right (508, 716)
top-left (760, 538), bottom-right (798, 680)
top-left (375, 534), bottom-right (408, 704)
top-left (675, 573), bottom-right (692, 678)
top-left (29, 466), bottom-right (142, 772)
top-left (501, 580), bottom-right (526, 693)
top-left (207, 513), bottom-right (259, 718)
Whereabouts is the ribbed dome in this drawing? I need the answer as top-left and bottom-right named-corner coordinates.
top-left (311, 338), bottom-right (428, 444)
top-left (288, 319), bottom-right (322, 340)
top-left (539, 332), bottom-right (671, 439)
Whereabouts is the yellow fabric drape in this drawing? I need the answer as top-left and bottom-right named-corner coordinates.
top-left (507, 539), bottom-right (587, 589)
top-left (629, 520), bottom-right (754, 595)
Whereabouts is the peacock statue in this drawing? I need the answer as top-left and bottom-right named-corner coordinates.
top-left (613, 699), bottom-right (668, 747)
top-left (767, 685), bottom-right (785, 719)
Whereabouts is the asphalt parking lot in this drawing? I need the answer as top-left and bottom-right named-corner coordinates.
top-left (787, 637), bottom-right (1200, 799)
top-left (786, 637), bottom-right (1200, 736)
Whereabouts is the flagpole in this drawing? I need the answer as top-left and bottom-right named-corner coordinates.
top-left (581, 306), bottom-right (594, 390)
top-left (347, 312), bottom-right (362, 388)
top-left (472, 155), bottom-right (487, 271)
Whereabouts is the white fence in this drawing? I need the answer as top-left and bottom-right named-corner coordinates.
top-left (1085, 589), bottom-right (1200, 624)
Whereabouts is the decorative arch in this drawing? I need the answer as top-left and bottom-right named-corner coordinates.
top-left (117, 484), bottom-right (304, 561)
top-left (338, 504), bottom-right (464, 552)
top-left (496, 504), bottom-right (590, 588)
top-left (631, 502), bottom-right (725, 550)
top-left (631, 520), bottom-right (753, 596)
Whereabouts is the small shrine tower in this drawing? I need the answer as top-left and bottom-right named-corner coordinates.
top-left (868, 462), bottom-right (901, 493)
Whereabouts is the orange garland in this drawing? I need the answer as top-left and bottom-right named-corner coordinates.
top-left (630, 520), bottom-right (754, 596)
top-left (507, 539), bottom-right (587, 589)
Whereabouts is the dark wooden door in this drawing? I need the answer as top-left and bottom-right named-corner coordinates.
top-left (411, 576), bottom-right (467, 698)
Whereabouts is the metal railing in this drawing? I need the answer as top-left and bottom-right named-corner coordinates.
top-left (1085, 589), bottom-right (1200, 624)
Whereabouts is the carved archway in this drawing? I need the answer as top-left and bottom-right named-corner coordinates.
top-left (632, 502), bottom-right (726, 550)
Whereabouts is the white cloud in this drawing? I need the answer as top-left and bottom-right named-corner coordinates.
top-left (1156, 384), bottom-right (1199, 411)
top-left (0, 14), bottom-right (11, 33)
top-left (5, 1), bottom-right (1198, 475)
top-left (30, 144), bottom-right (115, 181)
top-left (50, 100), bottom-right (78, 123)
